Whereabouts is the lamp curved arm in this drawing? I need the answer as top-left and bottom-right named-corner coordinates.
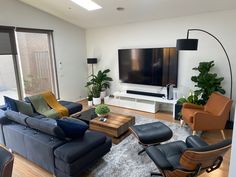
top-left (187, 29), bottom-right (233, 99)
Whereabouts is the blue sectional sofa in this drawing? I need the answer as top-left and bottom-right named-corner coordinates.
top-left (0, 100), bottom-right (112, 177)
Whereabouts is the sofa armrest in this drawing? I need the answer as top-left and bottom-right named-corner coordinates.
top-left (0, 109), bottom-right (10, 124)
top-left (182, 103), bottom-right (204, 110)
top-left (186, 135), bottom-right (208, 148)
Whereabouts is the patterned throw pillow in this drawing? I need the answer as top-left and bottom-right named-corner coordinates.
top-left (15, 100), bottom-right (34, 116)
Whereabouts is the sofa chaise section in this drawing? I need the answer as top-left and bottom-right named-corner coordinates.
top-left (54, 131), bottom-right (112, 177)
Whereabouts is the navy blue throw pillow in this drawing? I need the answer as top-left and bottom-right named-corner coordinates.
top-left (56, 118), bottom-right (88, 139)
top-left (4, 96), bottom-right (18, 112)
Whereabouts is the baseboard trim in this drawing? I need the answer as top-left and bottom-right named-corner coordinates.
top-left (225, 120), bottom-right (234, 129)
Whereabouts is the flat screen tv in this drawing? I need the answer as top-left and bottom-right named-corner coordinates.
top-left (118, 47), bottom-right (178, 87)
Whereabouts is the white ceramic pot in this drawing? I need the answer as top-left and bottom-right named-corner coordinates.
top-left (100, 90), bottom-right (106, 99)
top-left (88, 100), bottom-right (93, 107)
top-left (93, 97), bottom-right (101, 105)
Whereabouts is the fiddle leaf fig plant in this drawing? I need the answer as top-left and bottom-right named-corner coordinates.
top-left (191, 60), bottom-right (225, 104)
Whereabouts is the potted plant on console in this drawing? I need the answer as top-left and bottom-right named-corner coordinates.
top-left (92, 85), bottom-right (101, 105)
top-left (86, 69), bottom-right (113, 99)
top-left (95, 104), bottom-right (110, 118)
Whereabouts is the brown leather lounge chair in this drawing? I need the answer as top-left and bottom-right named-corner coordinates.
top-left (0, 146), bottom-right (14, 177)
top-left (146, 135), bottom-right (231, 177)
top-left (181, 92), bottom-right (233, 139)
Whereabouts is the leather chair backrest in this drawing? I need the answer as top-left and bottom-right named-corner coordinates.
top-left (0, 146), bottom-right (14, 177)
top-left (204, 92), bottom-right (232, 117)
top-left (179, 139), bottom-right (231, 171)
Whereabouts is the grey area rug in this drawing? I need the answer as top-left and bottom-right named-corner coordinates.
top-left (88, 115), bottom-right (192, 177)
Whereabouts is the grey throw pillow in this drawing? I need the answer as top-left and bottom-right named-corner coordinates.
top-left (15, 100), bottom-right (34, 116)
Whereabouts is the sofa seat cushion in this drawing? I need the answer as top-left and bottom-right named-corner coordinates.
top-left (56, 118), bottom-right (88, 139)
top-left (54, 131), bottom-right (106, 163)
top-left (59, 101), bottom-right (82, 115)
top-left (182, 108), bottom-right (199, 123)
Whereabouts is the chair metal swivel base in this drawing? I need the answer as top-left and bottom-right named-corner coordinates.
top-left (138, 148), bottom-right (146, 155)
top-left (151, 172), bottom-right (162, 176)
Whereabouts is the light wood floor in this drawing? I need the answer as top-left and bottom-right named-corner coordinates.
top-left (12, 100), bottom-right (232, 177)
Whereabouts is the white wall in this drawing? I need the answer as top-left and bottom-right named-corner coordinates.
top-left (229, 106), bottom-right (236, 177)
top-left (0, 0), bottom-right (87, 101)
top-left (86, 9), bottom-right (236, 119)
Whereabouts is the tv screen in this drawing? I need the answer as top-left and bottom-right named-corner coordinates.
top-left (118, 48), bottom-right (178, 87)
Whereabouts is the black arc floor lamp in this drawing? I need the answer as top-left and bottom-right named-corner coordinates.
top-left (176, 29), bottom-right (233, 127)
top-left (87, 58), bottom-right (98, 75)
top-left (176, 29), bottom-right (233, 99)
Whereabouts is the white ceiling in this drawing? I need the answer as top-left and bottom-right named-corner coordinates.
top-left (19, 0), bottom-right (236, 29)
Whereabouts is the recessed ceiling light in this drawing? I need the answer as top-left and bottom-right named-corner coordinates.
top-left (70, 0), bottom-right (102, 11)
top-left (116, 7), bottom-right (125, 11)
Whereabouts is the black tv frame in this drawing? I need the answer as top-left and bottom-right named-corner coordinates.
top-left (118, 47), bottom-right (178, 87)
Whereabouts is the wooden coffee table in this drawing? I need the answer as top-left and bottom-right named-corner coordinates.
top-left (90, 112), bottom-right (135, 144)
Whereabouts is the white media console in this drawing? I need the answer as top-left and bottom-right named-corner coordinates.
top-left (104, 91), bottom-right (177, 118)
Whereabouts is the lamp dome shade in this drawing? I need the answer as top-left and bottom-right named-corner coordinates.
top-left (176, 39), bottom-right (198, 50)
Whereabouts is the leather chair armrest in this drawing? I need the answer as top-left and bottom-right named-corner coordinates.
top-left (145, 146), bottom-right (173, 170)
top-left (186, 135), bottom-right (208, 148)
top-left (193, 111), bottom-right (225, 130)
top-left (182, 103), bottom-right (204, 110)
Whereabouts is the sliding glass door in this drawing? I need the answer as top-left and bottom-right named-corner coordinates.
top-left (16, 29), bottom-right (58, 97)
top-left (0, 26), bottom-right (19, 105)
top-left (0, 26), bottom-right (58, 105)
top-left (0, 55), bottom-right (18, 105)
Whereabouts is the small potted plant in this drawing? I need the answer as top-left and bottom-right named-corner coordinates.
top-left (87, 94), bottom-right (93, 107)
top-left (92, 85), bottom-right (101, 105)
top-left (95, 104), bottom-right (110, 118)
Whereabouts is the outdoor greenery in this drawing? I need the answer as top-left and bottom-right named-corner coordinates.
top-left (191, 60), bottom-right (225, 104)
top-left (95, 104), bottom-right (110, 115)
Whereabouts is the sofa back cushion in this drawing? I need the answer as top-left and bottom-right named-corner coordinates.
top-left (26, 117), bottom-right (66, 139)
top-left (5, 110), bottom-right (29, 126)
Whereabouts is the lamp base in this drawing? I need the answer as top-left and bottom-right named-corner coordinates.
top-left (225, 120), bottom-right (234, 129)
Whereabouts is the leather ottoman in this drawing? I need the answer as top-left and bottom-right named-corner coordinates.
top-left (130, 122), bottom-right (173, 154)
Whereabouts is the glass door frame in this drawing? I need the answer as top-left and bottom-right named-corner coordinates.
top-left (0, 25), bottom-right (59, 102)
top-left (0, 25), bottom-right (23, 100)
top-left (15, 27), bottom-right (59, 99)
